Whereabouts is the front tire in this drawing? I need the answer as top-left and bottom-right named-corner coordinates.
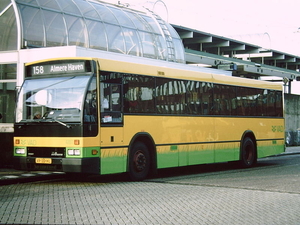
top-left (240, 137), bottom-right (257, 168)
top-left (128, 142), bottom-right (150, 181)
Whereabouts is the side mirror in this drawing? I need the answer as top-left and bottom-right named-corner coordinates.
top-left (0, 113), bottom-right (2, 120)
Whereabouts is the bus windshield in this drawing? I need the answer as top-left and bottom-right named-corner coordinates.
top-left (16, 76), bottom-right (91, 123)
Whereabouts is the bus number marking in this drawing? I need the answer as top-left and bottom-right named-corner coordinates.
top-left (33, 66), bottom-right (44, 75)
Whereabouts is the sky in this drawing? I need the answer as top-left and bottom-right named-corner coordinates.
top-left (104, 0), bottom-right (300, 94)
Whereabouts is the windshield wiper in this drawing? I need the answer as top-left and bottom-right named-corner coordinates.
top-left (19, 118), bottom-right (71, 129)
top-left (51, 119), bottom-right (71, 129)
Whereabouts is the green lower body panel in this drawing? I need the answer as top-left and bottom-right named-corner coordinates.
top-left (214, 146), bottom-right (240, 163)
top-left (157, 144), bottom-right (216, 168)
top-left (100, 148), bottom-right (127, 175)
top-left (257, 144), bottom-right (285, 158)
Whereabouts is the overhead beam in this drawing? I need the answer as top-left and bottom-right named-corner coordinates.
top-left (177, 31), bottom-right (193, 39)
top-left (270, 53), bottom-right (285, 60)
top-left (203, 40), bottom-right (229, 48)
top-left (234, 49), bottom-right (260, 54)
top-left (236, 65), bottom-right (298, 80)
top-left (184, 36), bottom-right (212, 44)
top-left (235, 52), bottom-right (273, 58)
top-left (275, 58), bottom-right (296, 63)
top-left (221, 44), bottom-right (246, 51)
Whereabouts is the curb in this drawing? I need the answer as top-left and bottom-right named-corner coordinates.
top-left (280, 151), bottom-right (300, 156)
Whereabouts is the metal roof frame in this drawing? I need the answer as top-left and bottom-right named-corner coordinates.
top-left (172, 24), bottom-right (300, 82)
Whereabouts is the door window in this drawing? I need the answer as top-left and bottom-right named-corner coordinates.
top-left (100, 83), bottom-right (122, 124)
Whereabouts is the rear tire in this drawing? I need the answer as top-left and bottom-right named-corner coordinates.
top-left (128, 142), bottom-right (150, 181)
top-left (240, 137), bottom-right (257, 168)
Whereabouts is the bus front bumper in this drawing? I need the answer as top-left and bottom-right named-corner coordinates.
top-left (13, 157), bottom-right (100, 174)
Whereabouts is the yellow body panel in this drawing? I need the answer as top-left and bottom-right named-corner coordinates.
top-left (122, 116), bottom-right (284, 146)
top-left (14, 136), bottom-right (100, 148)
top-left (120, 116), bottom-right (284, 168)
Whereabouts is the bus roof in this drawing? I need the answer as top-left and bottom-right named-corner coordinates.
top-left (94, 57), bottom-right (283, 91)
top-left (25, 55), bottom-right (283, 91)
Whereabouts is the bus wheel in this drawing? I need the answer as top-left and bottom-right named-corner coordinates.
top-left (129, 142), bottom-right (150, 181)
top-left (240, 137), bottom-right (257, 168)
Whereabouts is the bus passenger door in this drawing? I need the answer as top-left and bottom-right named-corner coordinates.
top-left (99, 82), bottom-right (125, 174)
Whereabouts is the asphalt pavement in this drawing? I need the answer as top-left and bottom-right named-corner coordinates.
top-left (1, 146), bottom-right (299, 185)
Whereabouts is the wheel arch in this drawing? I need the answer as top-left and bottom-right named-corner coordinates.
top-left (240, 130), bottom-right (257, 153)
top-left (128, 132), bottom-right (157, 174)
top-left (239, 130), bottom-right (258, 167)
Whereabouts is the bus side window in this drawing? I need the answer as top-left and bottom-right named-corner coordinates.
top-left (123, 75), bottom-right (155, 113)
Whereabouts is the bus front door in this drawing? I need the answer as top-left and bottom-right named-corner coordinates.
top-left (100, 83), bottom-right (125, 174)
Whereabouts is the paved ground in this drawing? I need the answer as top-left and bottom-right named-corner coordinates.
top-left (1, 180), bottom-right (299, 224)
top-left (1, 152), bottom-right (300, 224)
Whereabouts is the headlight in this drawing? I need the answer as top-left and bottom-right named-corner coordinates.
top-left (67, 149), bottom-right (81, 156)
top-left (15, 148), bottom-right (25, 154)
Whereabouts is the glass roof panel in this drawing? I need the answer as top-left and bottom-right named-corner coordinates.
top-left (123, 11), bottom-right (147, 31)
top-left (0, 5), bottom-right (17, 51)
top-left (89, 2), bottom-right (118, 25)
top-left (37, 0), bottom-right (61, 11)
top-left (64, 15), bottom-right (87, 47)
top-left (152, 34), bottom-right (166, 60)
top-left (14, 0), bottom-right (185, 63)
top-left (173, 38), bottom-right (185, 63)
top-left (157, 35), bottom-right (167, 60)
top-left (140, 15), bottom-right (161, 34)
top-left (16, 0), bottom-right (38, 6)
top-left (138, 31), bottom-right (156, 59)
top-left (43, 10), bottom-right (67, 47)
top-left (122, 28), bottom-right (141, 56)
top-left (86, 19), bottom-right (108, 51)
top-left (73, 0), bottom-right (99, 20)
top-left (166, 23), bottom-right (181, 38)
top-left (105, 23), bottom-right (125, 54)
top-left (56, 0), bottom-right (81, 15)
top-left (107, 6), bottom-right (135, 28)
top-left (0, 0), bottom-right (11, 12)
top-left (18, 5), bottom-right (44, 47)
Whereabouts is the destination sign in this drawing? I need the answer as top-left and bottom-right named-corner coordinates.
top-left (27, 60), bottom-right (92, 77)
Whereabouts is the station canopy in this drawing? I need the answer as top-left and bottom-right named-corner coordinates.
top-left (0, 0), bottom-right (185, 63)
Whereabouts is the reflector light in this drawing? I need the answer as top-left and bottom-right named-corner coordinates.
top-left (15, 139), bottom-right (20, 144)
top-left (92, 150), bottom-right (98, 155)
top-left (74, 140), bottom-right (80, 145)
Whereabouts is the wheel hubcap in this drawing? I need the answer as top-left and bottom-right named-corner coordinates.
top-left (133, 150), bottom-right (146, 172)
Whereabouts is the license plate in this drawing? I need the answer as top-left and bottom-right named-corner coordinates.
top-left (35, 158), bottom-right (52, 164)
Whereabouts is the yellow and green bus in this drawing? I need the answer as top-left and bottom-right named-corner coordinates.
top-left (14, 56), bottom-right (284, 181)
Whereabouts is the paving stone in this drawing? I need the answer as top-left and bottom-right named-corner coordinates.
top-left (2, 180), bottom-right (299, 224)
